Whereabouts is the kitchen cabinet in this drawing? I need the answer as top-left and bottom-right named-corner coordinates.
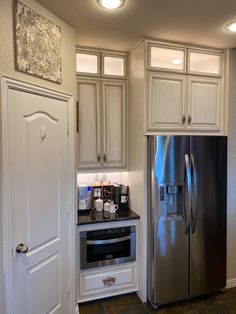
top-left (77, 219), bottom-right (139, 303)
top-left (77, 79), bottom-right (128, 171)
top-left (148, 73), bottom-right (222, 132)
top-left (144, 40), bottom-right (227, 134)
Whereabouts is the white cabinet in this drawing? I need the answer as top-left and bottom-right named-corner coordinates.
top-left (148, 73), bottom-right (186, 131)
top-left (77, 220), bottom-right (139, 303)
top-left (187, 77), bottom-right (222, 132)
top-left (102, 81), bottom-right (127, 168)
top-left (77, 80), bottom-right (101, 169)
top-left (77, 79), bottom-right (128, 170)
top-left (148, 73), bottom-right (222, 133)
top-left (79, 263), bottom-right (137, 301)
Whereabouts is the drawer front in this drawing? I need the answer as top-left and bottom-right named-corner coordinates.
top-left (80, 264), bottom-right (136, 298)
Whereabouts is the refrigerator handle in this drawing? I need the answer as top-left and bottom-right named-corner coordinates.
top-left (184, 154), bottom-right (192, 234)
top-left (191, 153), bottom-right (198, 233)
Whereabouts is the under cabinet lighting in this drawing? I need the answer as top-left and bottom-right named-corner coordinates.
top-left (97, 0), bottom-right (125, 10)
top-left (225, 21), bottom-right (236, 32)
top-left (171, 59), bottom-right (182, 65)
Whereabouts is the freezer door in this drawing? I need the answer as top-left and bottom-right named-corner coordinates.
top-left (148, 136), bottom-right (190, 306)
top-left (190, 136), bottom-right (227, 297)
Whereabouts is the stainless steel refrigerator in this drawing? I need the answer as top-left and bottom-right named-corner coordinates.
top-left (147, 135), bottom-right (227, 308)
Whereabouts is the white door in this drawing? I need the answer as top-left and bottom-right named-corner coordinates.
top-left (102, 81), bottom-right (127, 169)
top-left (148, 73), bottom-right (186, 131)
top-left (77, 80), bottom-right (101, 170)
top-left (7, 86), bottom-right (71, 314)
top-left (187, 77), bottom-right (222, 132)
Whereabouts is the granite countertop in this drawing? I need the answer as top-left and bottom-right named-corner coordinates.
top-left (77, 208), bottom-right (140, 225)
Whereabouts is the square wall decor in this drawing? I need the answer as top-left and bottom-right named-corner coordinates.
top-left (15, 1), bottom-right (62, 84)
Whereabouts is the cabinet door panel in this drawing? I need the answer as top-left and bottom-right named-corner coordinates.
top-left (148, 74), bottom-right (186, 131)
top-left (187, 77), bottom-right (221, 131)
top-left (77, 81), bottom-right (101, 169)
top-left (102, 82), bottom-right (127, 168)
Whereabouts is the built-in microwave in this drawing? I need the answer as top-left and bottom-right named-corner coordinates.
top-left (80, 226), bottom-right (136, 270)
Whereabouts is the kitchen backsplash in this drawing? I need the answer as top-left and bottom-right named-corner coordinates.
top-left (77, 172), bottom-right (129, 186)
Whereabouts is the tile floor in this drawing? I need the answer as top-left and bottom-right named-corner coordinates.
top-left (79, 288), bottom-right (236, 314)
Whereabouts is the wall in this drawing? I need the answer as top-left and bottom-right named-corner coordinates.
top-left (0, 0), bottom-right (76, 96)
top-left (128, 42), bottom-right (147, 302)
top-left (227, 48), bottom-right (236, 286)
top-left (0, 0), bottom-right (76, 312)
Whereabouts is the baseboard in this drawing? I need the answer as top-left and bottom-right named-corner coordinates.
top-left (226, 278), bottom-right (236, 289)
top-left (75, 305), bottom-right (79, 314)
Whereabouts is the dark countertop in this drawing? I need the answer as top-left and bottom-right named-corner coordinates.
top-left (77, 208), bottom-right (140, 225)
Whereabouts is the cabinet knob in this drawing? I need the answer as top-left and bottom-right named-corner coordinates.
top-left (188, 115), bottom-right (192, 125)
top-left (102, 276), bottom-right (116, 286)
top-left (97, 154), bottom-right (101, 162)
top-left (182, 114), bottom-right (186, 125)
top-left (103, 153), bottom-right (107, 162)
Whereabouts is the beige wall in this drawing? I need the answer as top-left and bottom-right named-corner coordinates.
top-left (0, 0), bottom-right (76, 96)
top-left (227, 48), bottom-right (236, 282)
top-left (0, 0), bottom-right (76, 311)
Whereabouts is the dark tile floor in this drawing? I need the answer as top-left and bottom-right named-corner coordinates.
top-left (79, 288), bottom-right (236, 314)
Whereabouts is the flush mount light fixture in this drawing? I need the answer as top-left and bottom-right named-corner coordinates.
top-left (97, 0), bottom-right (125, 10)
top-left (225, 21), bottom-right (236, 32)
top-left (171, 58), bottom-right (182, 65)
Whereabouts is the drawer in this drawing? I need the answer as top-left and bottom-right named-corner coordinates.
top-left (80, 264), bottom-right (137, 299)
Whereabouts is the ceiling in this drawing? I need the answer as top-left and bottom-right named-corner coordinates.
top-left (36, 0), bottom-right (236, 51)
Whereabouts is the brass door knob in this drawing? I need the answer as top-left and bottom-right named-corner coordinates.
top-left (16, 243), bottom-right (29, 254)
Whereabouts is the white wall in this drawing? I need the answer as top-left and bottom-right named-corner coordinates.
top-left (0, 0), bottom-right (76, 312)
top-left (227, 48), bottom-right (236, 284)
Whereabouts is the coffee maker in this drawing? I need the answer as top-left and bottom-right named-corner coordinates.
top-left (113, 184), bottom-right (129, 210)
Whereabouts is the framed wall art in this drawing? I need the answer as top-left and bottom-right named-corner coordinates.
top-left (15, 0), bottom-right (62, 84)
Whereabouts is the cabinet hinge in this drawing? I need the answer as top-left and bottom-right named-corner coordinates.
top-left (67, 281), bottom-right (71, 295)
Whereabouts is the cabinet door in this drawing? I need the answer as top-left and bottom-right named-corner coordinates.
top-left (148, 73), bottom-right (186, 131)
top-left (77, 80), bottom-right (101, 169)
top-left (102, 81), bottom-right (127, 169)
top-left (187, 77), bottom-right (222, 132)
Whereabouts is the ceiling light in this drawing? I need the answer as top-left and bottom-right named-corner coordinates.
top-left (225, 21), bottom-right (236, 32)
top-left (97, 0), bottom-right (125, 10)
top-left (171, 59), bottom-right (182, 65)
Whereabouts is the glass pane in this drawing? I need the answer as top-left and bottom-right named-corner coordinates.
top-left (104, 56), bottom-right (125, 76)
top-left (189, 52), bottom-right (220, 74)
top-left (76, 53), bottom-right (98, 74)
top-left (150, 46), bottom-right (184, 71)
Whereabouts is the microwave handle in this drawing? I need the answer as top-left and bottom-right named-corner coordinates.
top-left (86, 235), bottom-right (131, 245)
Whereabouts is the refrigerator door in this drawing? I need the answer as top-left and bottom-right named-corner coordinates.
top-left (148, 136), bottom-right (190, 306)
top-left (190, 136), bottom-right (227, 297)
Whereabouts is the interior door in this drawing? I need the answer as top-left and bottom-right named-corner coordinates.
top-left (190, 136), bottom-right (227, 297)
top-left (8, 87), bottom-right (71, 314)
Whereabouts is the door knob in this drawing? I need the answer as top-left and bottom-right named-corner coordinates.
top-left (16, 243), bottom-right (29, 254)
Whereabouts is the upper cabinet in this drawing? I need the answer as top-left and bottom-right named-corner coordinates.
top-left (145, 41), bottom-right (226, 134)
top-left (76, 48), bottom-right (128, 172)
top-left (149, 44), bottom-right (186, 73)
top-left (76, 49), bottom-right (127, 79)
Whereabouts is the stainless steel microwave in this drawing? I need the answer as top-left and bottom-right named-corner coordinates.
top-left (80, 226), bottom-right (136, 270)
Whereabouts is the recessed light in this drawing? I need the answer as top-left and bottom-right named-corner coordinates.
top-left (171, 59), bottom-right (182, 65)
top-left (225, 21), bottom-right (236, 32)
top-left (97, 0), bottom-right (125, 10)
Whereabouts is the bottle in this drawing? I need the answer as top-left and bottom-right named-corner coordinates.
top-left (95, 197), bottom-right (103, 212)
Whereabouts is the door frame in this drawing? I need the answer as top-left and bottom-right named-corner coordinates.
top-left (0, 76), bottom-right (77, 314)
